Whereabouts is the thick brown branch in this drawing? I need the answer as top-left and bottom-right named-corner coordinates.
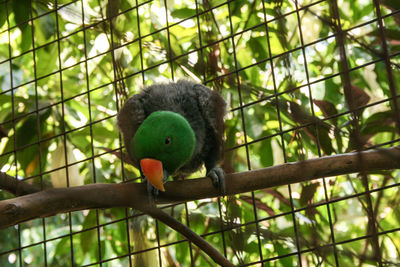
top-left (158, 146), bottom-right (400, 203)
top-left (0, 147), bottom-right (399, 228)
top-left (0, 172), bottom-right (41, 196)
top-left (1, 146), bottom-right (399, 266)
top-left (0, 181), bottom-right (234, 266)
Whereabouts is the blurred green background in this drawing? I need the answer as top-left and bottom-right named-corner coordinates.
top-left (0, 0), bottom-right (399, 266)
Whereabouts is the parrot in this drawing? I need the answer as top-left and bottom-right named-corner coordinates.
top-left (117, 80), bottom-right (226, 201)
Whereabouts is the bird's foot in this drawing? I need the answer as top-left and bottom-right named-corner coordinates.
top-left (147, 181), bottom-right (159, 205)
top-left (207, 166), bottom-right (226, 195)
top-left (145, 169), bottom-right (169, 205)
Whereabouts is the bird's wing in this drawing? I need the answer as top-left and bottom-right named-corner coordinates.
top-left (192, 83), bottom-right (226, 170)
top-left (117, 94), bottom-right (147, 168)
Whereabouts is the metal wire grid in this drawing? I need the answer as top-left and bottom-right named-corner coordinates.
top-left (0, 0), bottom-right (399, 266)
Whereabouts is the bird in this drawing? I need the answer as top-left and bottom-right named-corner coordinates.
top-left (117, 80), bottom-right (226, 201)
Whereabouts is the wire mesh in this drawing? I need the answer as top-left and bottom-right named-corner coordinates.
top-left (0, 0), bottom-right (399, 266)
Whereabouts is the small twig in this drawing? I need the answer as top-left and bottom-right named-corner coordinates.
top-left (143, 205), bottom-right (235, 267)
top-left (192, 216), bottom-right (211, 263)
top-left (163, 248), bottom-right (181, 267)
top-left (330, 0), bottom-right (382, 263)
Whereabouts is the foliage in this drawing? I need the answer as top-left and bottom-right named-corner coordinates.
top-left (0, 0), bottom-right (399, 266)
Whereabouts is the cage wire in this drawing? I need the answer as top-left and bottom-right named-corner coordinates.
top-left (0, 0), bottom-right (399, 266)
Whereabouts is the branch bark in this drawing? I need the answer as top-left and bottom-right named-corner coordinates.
top-left (0, 172), bottom-right (41, 196)
top-left (0, 177), bottom-right (235, 266)
top-left (0, 146), bottom-right (399, 266)
top-left (1, 146), bottom-right (399, 228)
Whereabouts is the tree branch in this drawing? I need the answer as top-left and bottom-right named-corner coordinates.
top-left (1, 146), bottom-right (399, 227)
top-left (0, 146), bottom-right (399, 266)
top-left (0, 172), bottom-right (41, 196)
top-left (0, 180), bottom-right (235, 266)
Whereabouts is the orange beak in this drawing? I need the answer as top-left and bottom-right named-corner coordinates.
top-left (140, 158), bottom-right (165, 192)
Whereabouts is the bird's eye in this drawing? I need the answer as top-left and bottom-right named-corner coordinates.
top-left (165, 137), bottom-right (172, 145)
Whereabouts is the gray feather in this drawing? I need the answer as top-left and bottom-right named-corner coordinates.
top-left (117, 80), bottom-right (226, 177)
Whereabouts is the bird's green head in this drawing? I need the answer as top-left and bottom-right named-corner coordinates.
top-left (131, 111), bottom-right (196, 191)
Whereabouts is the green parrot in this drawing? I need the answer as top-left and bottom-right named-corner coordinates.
top-left (117, 80), bottom-right (226, 199)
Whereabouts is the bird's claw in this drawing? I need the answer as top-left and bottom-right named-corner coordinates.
top-left (145, 169), bottom-right (168, 205)
top-left (207, 166), bottom-right (226, 195)
top-left (147, 181), bottom-right (159, 205)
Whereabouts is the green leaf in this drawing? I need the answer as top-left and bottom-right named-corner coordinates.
top-left (170, 8), bottom-right (196, 19)
top-left (386, 27), bottom-right (400, 40)
top-left (36, 43), bottom-right (58, 78)
top-left (244, 108), bottom-right (264, 139)
top-left (249, 37), bottom-right (269, 63)
top-left (230, 1), bottom-right (246, 17)
top-left (16, 115), bottom-right (38, 149)
top-left (12, 0), bottom-right (30, 29)
top-left (37, 6), bottom-right (56, 40)
top-left (53, 237), bottom-right (70, 263)
top-left (362, 110), bottom-right (396, 135)
top-left (258, 137), bottom-right (273, 167)
top-left (0, 137), bottom-right (13, 167)
top-left (369, 29), bottom-right (400, 41)
top-left (15, 108), bottom-right (52, 172)
top-left (231, 228), bottom-right (245, 252)
top-left (80, 211), bottom-right (97, 254)
top-left (58, 2), bottom-right (87, 25)
top-left (324, 79), bottom-right (342, 105)
top-left (364, 110), bottom-right (394, 125)
top-left (0, 3), bottom-right (6, 29)
top-left (275, 242), bottom-right (293, 266)
top-left (268, 34), bottom-right (284, 55)
top-left (382, 0), bottom-right (400, 10)
top-left (20, 24), bottom-right (33, 53)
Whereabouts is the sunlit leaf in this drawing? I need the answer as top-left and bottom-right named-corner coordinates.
top-left (170, 8), bottom-right (196, 19)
